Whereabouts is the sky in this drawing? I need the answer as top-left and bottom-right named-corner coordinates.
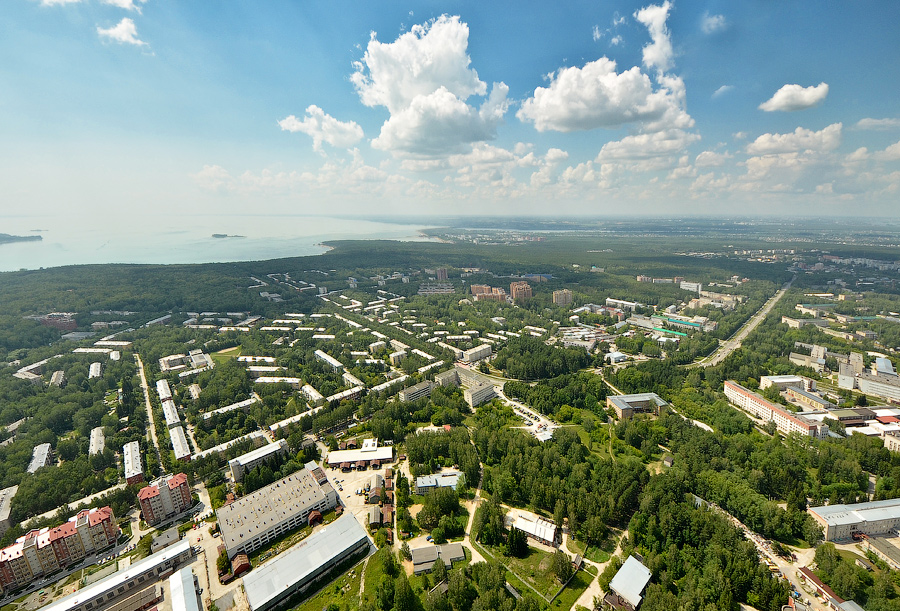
top-left (3, 0), bottom-right (900, 220)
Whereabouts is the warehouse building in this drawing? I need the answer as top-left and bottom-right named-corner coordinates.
top-left (168, 566), bottom-right (202, 611)
top-left (325, 438), bottom-right (394, 469)
top-left (242, 514), bottom-right (370, 611)
top-left (217, 465), bottom-right (338, 558)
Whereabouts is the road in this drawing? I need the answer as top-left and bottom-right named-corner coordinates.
top-left (696, 275), bottom-right (795, 368)
top-left (135, 354), bottom-right (162, 465)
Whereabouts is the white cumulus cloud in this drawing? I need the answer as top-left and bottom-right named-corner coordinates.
top-left (746, 123), bottom-right (842, 155)
top-left (856, 118), bottom-right (900, 130)
top-left (278, 106), bottom-right (364, 152)
top-left (96, 17), bottom-right (147, 46)
top-left (759, 82), bottom-right (829, 112)
top-left (874, 140), bottom-right (900, 161)
top-left (634, 1), bottom-right (674, 72)
top-left (350, 15), bottom-right (508, 156)
top-left (102, 0), bottom-right (148, 12)
top-left (597, 129), bottom-right (700, 162)
top-left (701, 13), bottom-right (727, 34)
top-left (516, 58), bottom-right (689, 133)
top-left (712, 85), bottom-right (733, 99)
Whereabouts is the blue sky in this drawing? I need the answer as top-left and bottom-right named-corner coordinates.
top-left (3, 0), bottom-right (900, 219)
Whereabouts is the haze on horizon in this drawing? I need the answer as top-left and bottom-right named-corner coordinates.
top-left (3, 0), bottom-right (900, 221)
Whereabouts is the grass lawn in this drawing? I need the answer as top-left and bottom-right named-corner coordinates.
top-left (486, 545), bottom-right (561, 598)
top-left (550, 566), bottom-right (596, 610)
top-left (211, 346), bottom-right (241, 364)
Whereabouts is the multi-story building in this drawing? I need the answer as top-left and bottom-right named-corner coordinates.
top-left (0, 486), bottom-right (17, 539)
top-left (464, 382), bottom-right (496, 408)
top-left (436, 268), bottom-right (448, 281)
top-left (123, 440), bottom-right (143, 485)
top-left (398, 381), bottom-right (434, 403)
top-left (217, 466), bottom-right (338, 558)
top-left (137, 473), bottom-right (191, 526)
top-left (88, 427), bottom-right (105, 456)
top-left (27, 443), bottom-right (52, 474)
top-left (229, 440), bottom-right (289, 483)
top-left (552, 289), bottom-right (573, 306)
top-left (0, 507), bottom-right (116, 594)
top-left (723, 381), bottom-right (828, 439)
top-left (509, 281), bottom-right (532, 302)
top-left (170, 426), bottom-right (191, 462)
top-left (462, 343), bottom-right (492, 364)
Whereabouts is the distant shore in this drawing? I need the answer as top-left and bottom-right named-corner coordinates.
top-left (0, 233), bottom-right (42, 245)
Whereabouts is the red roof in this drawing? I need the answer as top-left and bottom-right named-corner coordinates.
top-left (877, 416), bottom-right (899, 423)
top-left (88, 507), bottom-right (112, 526)
top-left (798, 567), bottom-right (843, 603)
top-left (169, 473), bottom-right (188, 487)
top-left (138, 485), bottom-right (160, 500)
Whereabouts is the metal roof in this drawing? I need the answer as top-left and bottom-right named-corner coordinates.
top-left (169, 567), bottom-right (201, 611)
top-left (609, 555), bottom-right (651, 609)
top-left (243, 514), bottom-right (370, 611)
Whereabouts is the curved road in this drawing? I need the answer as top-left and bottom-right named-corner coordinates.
top-left (696, 275), bottom-right (795, 368)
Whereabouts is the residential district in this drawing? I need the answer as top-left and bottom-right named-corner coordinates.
top-left (1, 240), bottom-right (900, 611)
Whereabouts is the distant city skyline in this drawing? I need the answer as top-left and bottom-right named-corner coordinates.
top-left (4, 1), bottom-right (900, 220)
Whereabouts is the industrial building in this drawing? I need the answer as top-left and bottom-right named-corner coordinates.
top-left (229, 440), bottom-right (289, 482)
top-left (137, 473), bottom-right (191, 526)
top-left (724, 381), bottom-right (829, 439)
top-left (168, 566), bottom-right (202, 611)
top-left (217, 465), bottom-right (338, 558)
top-left (512, 515), bottom-right (557, 546)
top-left (809, 498), bottom-right (900, 541)
top-left (463, 382), bottom-right (496, 408)
top-left (242, 514), bottom-right (371, 611)
top-left (607, 394), bottom-right (666, 420)
top-left (123, 441), bottom-right (144, 485)
top-left (40, 539), bottom-right (193, 611)
top-left (398, 381), bottom-right (434, 403)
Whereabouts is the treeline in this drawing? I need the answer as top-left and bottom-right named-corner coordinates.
top-left (504, 371), bottom-right (607, 418)
top-left (492, 335), bottom-right (590, 380)
top-left (625, 473), bottom-right (789, 611)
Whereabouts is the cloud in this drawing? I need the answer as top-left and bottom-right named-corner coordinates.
top-left (351, 15), bottom-right (486, 114)
top-left (610, 36), bottom-right (623, 46)
top-left (102, 0), bottom-right (148, 12)
top-left (712, 85), bottom-right (733, 99)
top-left (695, 150), bottom-right (732, 167)
top-left (856, 117), bottom-right (900, 130)
top-left (701, 13), bottom-right (727, 34)
top-left (516, 57), bottom-right (690, 133)
top-left (634, 1), bottom-right (674, 72)
top-left (350, 15), bottom-right (508, 156)
top-left (592, 25), bottom-right (602, 42)
top-left (96, 17), bottom-right (147, 46)
top-left (36, 0), bottom-right (82, 5)
top-left (759, 82), bottom-right (828, 112)
top-left (746, 123), bottom-right (842, 155)
top-left (372, 84), bottom-right (508, 155)
top-left (874, 140), bottom-right (900, 161)
top-left (278, 106), bottom-right (363, 152)
top-left (596, 128), bottom-right (700, 162)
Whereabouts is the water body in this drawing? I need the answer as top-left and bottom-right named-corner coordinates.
top-left (0, 215), bottom-right (436, 272)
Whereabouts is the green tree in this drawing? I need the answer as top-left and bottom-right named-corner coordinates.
top-left (553, 549), bottom-right (573, 583)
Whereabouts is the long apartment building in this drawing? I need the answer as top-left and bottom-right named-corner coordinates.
top-left (123, 441), bottom-right (144, 485)
top-left (217, 465), bottom-right (338, 558)
top-left (723, 381), bottom-right (829, 439)
top-left (229, 440), bottom-right (289, 483)
top-left (137, 473), bottom-right (191, 526)
top-left (0, 507), bottom-right (117, 594)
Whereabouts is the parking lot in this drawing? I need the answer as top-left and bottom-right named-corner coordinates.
top-left (327, 462), bottom-right (393, 528)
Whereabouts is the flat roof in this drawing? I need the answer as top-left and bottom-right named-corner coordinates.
top-left (216, 468), bottom-right (331, 552)
top-left (169, 566), bottom-right (201, 611)
top-left (171, 426), bottom-right (191, 460)
top-left (27, 442), bottom-right (51, 473)
top-left (231, 440), bottom-right (287, 467)
top-left (89, 427), bottom-right (105, 455)
top-left (0, 485), bottom-right (17, 523)
top-left (243, 514), bottom-right (370, 611)
top-left (201, 396), bottom-right (259, 420)
top-left (42, 539), bottom-right (191, 611)
top-left (124, 441), bottom-right (142, 480)
top-left (326, 446), bottom-right (394, 466)
top-left (811, 497), bottom-right (900, 527)
top-left (609, 555), bottom-right (651, 609)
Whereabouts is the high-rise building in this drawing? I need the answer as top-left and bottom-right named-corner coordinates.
top-left (552, 289), bottom-right (573, 306)
top-left (137, 473), bottom-right (191, 526)
top-left (510, 281), bottom-right (532, 302)
top-left (436, 268), bottom-right (448, 281)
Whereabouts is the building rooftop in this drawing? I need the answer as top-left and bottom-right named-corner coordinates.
top-left (230, 440), bottom-right (287, 469)
top-left (216, 467), bottom-right (332, 552)
top-left (170, 426), bottom-right (191, 461)
top-left (169, 566), bottom-right (201, 611)
top-left (124, 440), bottom-right (142, 480)
top-left (242, 514), bottom-right (370, 611)
top-left (0, 485), bottom-right (18, 524)
top-left (88, 427), bottom-right (105, 455)
top-left (810, 498), bottom-right (900, 527)
top-left (609, 555), bottom-right (652, 609)
top-left (27, 442), bottom-right (51, 473)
